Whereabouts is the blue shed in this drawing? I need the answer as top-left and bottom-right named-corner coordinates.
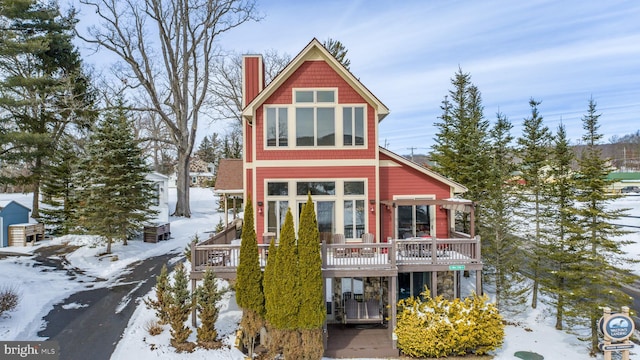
top-left (0, 201), bottom-right (31, 248)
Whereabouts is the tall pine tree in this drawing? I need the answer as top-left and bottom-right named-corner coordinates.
top-left (481, 112), bottom-right (528, 313)
top-left (0, 0), bottom-right (95, 215)
top-left (77, 101), bottom-right (157, 254)
top-left (431, 68), bottom-right (490, 231)
top-left (571, 99), bottom-right (635, 355)
top-left (516, 99), bottom-right (552, 309)
top-left (538, 124), bottom-right (586, 330)
top-left (39, 137), bottom-right (81, 235)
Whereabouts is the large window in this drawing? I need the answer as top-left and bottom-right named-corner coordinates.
top-left (398, 205), bottom-right (432, 238)
top-left (266, 107), bottom-right (288, 147)
top-left (296, 108), bottom-right (335, 146)
top-left (265, 89), bottom-right (369, 149)
top-left (343, 107), bottom-right (364, 146)
top-left (265, 180), bottom-right (366, 242)
top-left (295, 90), bottom-right (336, 147)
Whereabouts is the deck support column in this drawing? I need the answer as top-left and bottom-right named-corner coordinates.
top-left (389, 275), bottom-right (397, 349)
top-left (191, 278), bottom-right (197, 327)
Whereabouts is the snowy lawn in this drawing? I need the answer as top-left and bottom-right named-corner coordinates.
top-left (0, 188), bottom-right (639, 359)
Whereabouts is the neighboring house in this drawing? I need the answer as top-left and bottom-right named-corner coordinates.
top-left (191, 38), bottom-right (482, 351)
top-left (0, 200), bottom-right (30, 248)
top-left (607, 172), bottom-right (640, 193)
top-left (213, 158), bottom-right (244, 226)
top-left (189, 157), bottom-right (214, 187)
top-left (146, 172), bottom-right (170, 224)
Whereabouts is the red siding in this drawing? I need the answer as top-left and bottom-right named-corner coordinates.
top-left (379, 153), bottom-right (451, 239)
top-left (243, 56), bottom-right (263, 108)
top-left (254, 166), bottom-right (376, 238)
top-left (255, 61), bottom-right (377, 161)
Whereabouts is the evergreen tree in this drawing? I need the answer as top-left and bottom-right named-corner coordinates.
top-left (196, 268), bottom-right (226, 348)
top-left (0, 0), bottom-right (95, 216)
top-left (481, 113), bottom-right (528, 313)
top-left (263, 233), bottom-right (279, 326)
top-left (39, 138), bottom-right (80, 235)
top-left (236, 197), bottom-right (265, 356)
top-left (297, 194), bottom-right (325, 359)
top-left (77, 101), bottom-right (157, 254)
top-left (537, 124), bottom-right (586, 330)
top-left (144, 264), bottom-right (171, 324)
top-left (431, 68), bottom-right (491, 231)
top-left (167, 262), bottom-right (194, 352)
top-left (266, 208), bottom-right (299, 329)
top-left (516, 99), bottom-right (552, 309)
top-left (323, 38), bottom-right (351, 70)
top-left (571, 99), bottom-right (635, 355)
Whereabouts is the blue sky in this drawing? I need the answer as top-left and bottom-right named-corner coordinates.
top-left (77, 0), bottom-right (640, 156)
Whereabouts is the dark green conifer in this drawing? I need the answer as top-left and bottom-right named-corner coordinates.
top-left (76, 100), bottom-right (157, 253)
top-left (516, 99), bottom-right (552, 309)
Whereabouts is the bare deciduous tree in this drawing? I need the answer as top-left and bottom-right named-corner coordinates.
top-left (209, 49), bottom-right (290, 129)
top-left (76, 0), bottom-right (260, 217)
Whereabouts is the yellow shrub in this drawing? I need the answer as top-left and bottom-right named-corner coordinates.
top-left (395, 291), bottom-right (504, 357)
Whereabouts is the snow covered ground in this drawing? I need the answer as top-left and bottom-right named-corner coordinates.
top-left (0, 188), bottom-right (639, 359)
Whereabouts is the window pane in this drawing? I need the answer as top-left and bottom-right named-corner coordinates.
top-left (267, 201), bottom-right (278, 233)
top-left (355, 200), bottom-right (365, 238)
top-left (317, 201), bottom-right (335, 236)
top-left (343, 107), bottom-right (353, 146)
top-left (268, 182), bottom-right (288, 196)
top-left (296, 108), bottom-right (314, 146)
top-left (344, 181), bottom-right (364, 195)
top-left (266, 108), bottom-right (276, 146)
top-left (278, 108), bottom-right (288, 146)
top-left (355, 107), bottom-right (364, 145)
top-left (317, 90), bottom-right (335, 103)
top-left (398, 205), bottom-right (413, 238)
top-left (296, 90), bottom-right (313, 103)
top-left (344, 200), bottom-right (353, 238)
top-left (297, 181), bottom-right (336, 195)
top-left (317, 108), bottom-right (335, 146)
top-left (416, 205), bottom-right (430, 235)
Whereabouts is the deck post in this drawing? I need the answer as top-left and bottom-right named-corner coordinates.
top-left (321, 240), bottom-right (327, 268)
top-left (389, 274), bottom-right (397, 349)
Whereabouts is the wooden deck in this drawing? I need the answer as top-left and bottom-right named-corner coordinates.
top-left (190, 236), bottom-right (482, 280)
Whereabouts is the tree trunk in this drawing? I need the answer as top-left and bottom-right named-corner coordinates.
top-left (173, 152), bottom-right (191, 217)
top-left (32, 181), bottom-right (40, 219)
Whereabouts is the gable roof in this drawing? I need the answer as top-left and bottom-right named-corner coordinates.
top-left (0, 200), bottom-right (30, 213)
top-left (242, 38), bottom-right (389, 123)
top-left (379, 147), bottom-right (467, 194)
top-left (214, 159), bottom-right (243, 194)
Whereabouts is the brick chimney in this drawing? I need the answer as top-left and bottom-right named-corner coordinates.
top-left (242, 55), bottom-right (264, 108)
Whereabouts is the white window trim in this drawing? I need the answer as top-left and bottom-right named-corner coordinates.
top-left (262, 88), bottom-right (368, 150)
top-left (264, 178), bottom-right (368, 238)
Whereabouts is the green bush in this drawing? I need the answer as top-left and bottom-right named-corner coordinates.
top-left (395, 291), bottom-right (504, 358)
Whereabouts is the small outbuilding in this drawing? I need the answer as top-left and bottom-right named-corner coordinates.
top-left (0, 200), bottom-right (31, 248)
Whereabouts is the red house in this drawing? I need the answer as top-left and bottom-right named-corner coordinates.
top-left (194, 38), bottom-right (482, 350)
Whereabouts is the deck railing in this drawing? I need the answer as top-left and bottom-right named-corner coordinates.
top-left (190, 236), bottom-right (481, 275)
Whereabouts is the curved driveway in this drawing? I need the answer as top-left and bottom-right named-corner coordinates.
top-left (36, 249), bottom-right (180, 360)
